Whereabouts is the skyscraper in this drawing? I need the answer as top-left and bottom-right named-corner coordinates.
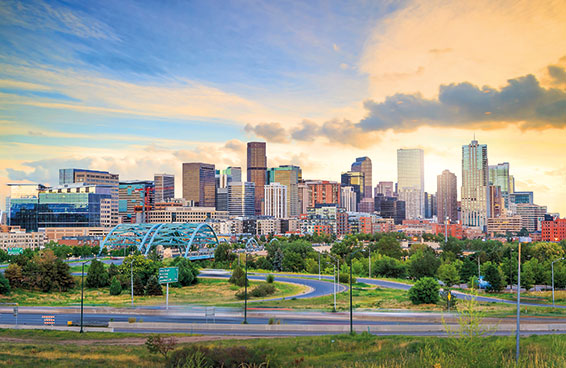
top-left (216, 167), bottom-right (242, 188)
top-left (489, 162), bottom-right (510, 208)
top-left (154, 173), bottom-right (175, 203)
top-left (306, 180), bottom-right (341, 207)
top-left (267, 165), bottom-right (300, 217)
top-left (397, 148), bottom-right (424, 219)
top-left (340, 186), bottom-right (357, 212)
top-left (182, 163), bottom-right (216, 207)
top-left (461, 139), bottom-right (489, 229)
top-left (351, 157), bottom-right (372, 199)
top-left (247, 142), bottom-right (267, 215)
top-left (436, 170), bottom-right (458, 223)
top-left (341, 171), bottom-right (364, 210)
top-left (59, 168), bottom-right (119, 226)
top-left (297, 182), bottom-right (311, 215)
top-left (228, 182), bottom-right (255, 217)
top-left (374, 181), bottom-right (395, 197)
top-left (264, 182), bottom-right (287, 218)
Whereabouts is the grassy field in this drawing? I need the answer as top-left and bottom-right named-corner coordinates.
top-left (0, 278), bottom-right (306, 307)
top-left (483, 290), bottom-right (566, 305)
top-left (1, 329), bottom-right (566, 367)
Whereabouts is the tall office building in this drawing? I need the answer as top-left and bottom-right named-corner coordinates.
top-left (340, 186), bottom-right (357, 212)
top-left (397, 148), bottom-right (424, 219)
top-left (306, 181), bottom-right (341, 207)
top-left (247, 142), bottom-right (267, 215)
top-left (489, 185), bottom-right (504, 218)
top-left (489, 162), bottom-right (511, 208)
top-left (59, 168), bottom-right (119, 226)
top-left (374, 194), bottom-right (406, 225)
top-left (228, 182), bottom-right (255, 217)
top-left (436, 170), bottom-right (458, 223)
top-left (216, 167), bottom-right (242, 188)
top-left (267, 165), bottom-right (301, 217)
top-left (341, 171), bottom-right (364, 210)
top-left (515, 203), bottom-right (547, 232)
top-left (461, 139), bottom-right (490, 229)
top-left (351, 157), bottom-right (372, 199)
top-left (297, 183), bottom-right (311, 215)
top-left (424, 192), bottom-right (436, 219)
top-left (182, 163), bottom-right (216, 207)
top-left (119, 180), bottom-right (155, 223)
top-left (264, 182), bottom-right (287, 218)
top-left (374, 181), bottom-right (395, 197)
top-left (154, 174), bottom-right (174, 203)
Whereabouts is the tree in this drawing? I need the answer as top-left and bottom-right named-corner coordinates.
top-left (484, 264), bottom-right (504, 293)
top-left (229, 265), bottom-right (248, 287)
top-left (109, 276), bottom-right (122, 296)
top-left (145, 275), bottom-right (163, 296)
top-left (376, 236), bottom-right (403, 259)
top-left (172, 258), bottom-right (199, 287)
top-left (408, 277), bottom-right (440, 304)
top-left (255, 256), bottom-right (272, 270)
top-left (146, 335), bottom-right (177, 358)
top-left (4, 263), bottom-right (22, 289)
top-left (133, 274), bottom-right (145, 296)
top-left (0, 273), bottom-right (10, 295)
top-left (437, 263), bottom-right (460, 287)
top-left (86, 259), bottom-right (110, 288)
top-left (373, 255), bottom-right (407, 278)
top-left (108, 263), bottom-right (120, 279)
top-left (214, 242), bottom-right (235, 264)
top-left (408, 249), bottom-right (440, 279)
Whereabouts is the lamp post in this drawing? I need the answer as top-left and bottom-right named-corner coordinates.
top-left (348, 248), bottom-right (363, 334)
top-left (552, 258), bottom-right (564, 308)
top-left (130, 257), bottom-right (134, 307)
top-left (516, 237), bottom-right (531, 364)
top-left (244, 251), bottom-right (248, 324)
top-left (80, 260), bottom-right (92, 333)
top-left (318, 252), bottom-right (321, 280)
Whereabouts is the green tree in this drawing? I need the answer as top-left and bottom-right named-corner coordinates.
top-left (0, 273), bottom-right (10, 295)
top-left (120, 255), bottom-right (160, 285)
top-left (376, 236), bottom-right (403, 259)
top-left (483, 264), bottom-right (504, 293)
top-left (109, 276), bottom-right (122, 296)
top-left (408, 277), bottom-right (440, 304)
top-left (373, 255), bottom-right (407, 278)
top-left (145, 275), bottom-right (163, 296)
top-left (133, 274), bottom-right (145, 296)
top-left (4, 263), bottom-right (22, 289)
top-left (437, 263), bottom-right (461, 287)
top-left (214, 242), bottom-right (235, 265)
top-left (86, 259), bottom-right (109, 288)
top-left (108, 263), bottom-right (120, 279)
top-left (171, 258), bottom-right (199, 287)
top-left (229, 265), bottom-right (248, 287)
top-left (408, 249), bottom-right (440, 279)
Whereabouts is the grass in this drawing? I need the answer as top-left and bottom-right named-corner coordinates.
top-left (485, 290), bottom-right (566, 305)
top-left (1, 330), bottom-right (566, 367)
top-left (0, 278), bottom-right (306, 307)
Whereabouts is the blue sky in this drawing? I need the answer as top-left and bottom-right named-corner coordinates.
top-left (1, 0), bottom-right (565, 214)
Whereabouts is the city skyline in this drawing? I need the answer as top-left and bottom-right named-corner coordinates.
top-left (1, 1), bottom-right (565, 215)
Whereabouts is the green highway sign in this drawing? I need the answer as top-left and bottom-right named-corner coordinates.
top-left (7, 248), bottom-right (23, 255)
top-left (158, 267), bottom-right (179, 284)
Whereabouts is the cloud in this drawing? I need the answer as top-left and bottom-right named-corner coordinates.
top-left (244, 122), bottom-right (289, 143)
top-left (548, 65), bottom-right (566, 85)
top-left (5, 158), bottom-right (94, 185)
top-left (359, 73), bottom-right (566, 132)
top-left (224, 139), bottom-right (246, 153)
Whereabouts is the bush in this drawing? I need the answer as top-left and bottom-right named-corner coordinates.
top-left (109, 276), bottom-right (122, 296)
top-left (229, 265), bottom-right (248, 287)
top-left (437, 263), bottom-right (461, 287)
top-left (146, 335), bottom-right (177, 358)
top-left (108, 263), bottom-right (120, 279)
top-left (4, 263), bottom-right (22, 289)
top-left (145, 275), bottom-right (163, 296)
top-left (166, 345), bottom-right (267, 368)
top-left (0, 273), bottom-right (10, 295)
top-left (250, 283), bottom-right (276, 297)
top-left (171, 258), bottom-right (199, 287)
top-left (408, 277), bottom-right (440, 305)
top-left (266, 274), bottom-right (275, 283)
top-left (133, 274), bottom-right (145, 296)
top-left (373, 256), bottom-right (408, 278)
top-left (86, 259), bottom-right (109, 288)
top-left (337, 272), bottom-right (356, 284)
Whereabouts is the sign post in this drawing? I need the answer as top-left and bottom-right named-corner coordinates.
top-left (159, 267), bottom-right (179, 310)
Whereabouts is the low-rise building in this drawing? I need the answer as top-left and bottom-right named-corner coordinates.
top-left (541, 217), bottom-right (566, 242)
top-left (487, 216), bottom-right (523, 237)
top-left (147, 207), bottom-right (228, 223)
top-left (0, 226), bottom-right (46, 251)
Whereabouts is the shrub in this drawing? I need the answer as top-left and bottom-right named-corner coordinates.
top-left (86, 259), bottom-right (109, 288)
top-left (437, 263), bottom-right (461, 287)
top-left (145, 275), bottom-right (163, 296)
top-left (408, 277), bottom-right (440, 305)
top-left (108, 263), bottom-right (120, 279)
top-left (337, 272), bottom-right (356, 284)
top-left (0, 273), bottom-right (10, 295)
top-left (4, 263), bottom-right (21, 289)
top-left (373, 255), bottom-right (408, 278)
top-left (250, 284), bottom-right (276, 297)
top-left (146, 335), bottom-right (176, 358)
top-left (229, 265), bottom-right (248, 287)
top-left (166, 345), bottom-right (267, 368)
top-left (266, 274), bottom-right (274, 283)
top-left (109, 276), bottom-right (122, 296)
top-left (133, 274), bottom-right (145, 296)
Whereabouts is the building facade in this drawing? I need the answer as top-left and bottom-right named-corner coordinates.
top-left (267, 165), bottom-right (300, 217)
top-left (436, 170), bottom-right (458, 223)
top-left (515, 203), bottom-right (547, 232)
top-left (147, 206), bottom-right (228, 223)
top-left (306, 181), bottom-right (341, 207)
top-left (340, 186), bottom-right (357, 212)
top-left (247, 142), bottom-right (267, 215)
top-left (228, 182), bottom-right (255, 217)
top-left (541, 218), bottom-right (566, 242)
top-left (351, 157), bottom-right (372, 199)
top-left (374, 181), bottom-right (395, 197)
top-left (489, 162), bottom-right (511, 208)
top-left (297, 182), bottom-right (311, 215)
top-left (154, 173), bottom-right (175, 203)
top-left (264, 182), bottom-right (288, 218)
top-left (397, 148), bottom-right (424, 219)
top-left (461, 140), bottom-right (489, 230)
top-left (119, 180), bottom-right (155, 223)
top-left (341, 171), bottom-right (364, 209)
top-left (182, 162), bottom-right (216, 207)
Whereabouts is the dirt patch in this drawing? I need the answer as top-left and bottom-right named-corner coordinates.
top-left (0, 335), bottom-right (267, 346)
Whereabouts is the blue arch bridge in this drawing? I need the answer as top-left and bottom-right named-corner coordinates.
top-left (99, 223), bottom-right (223, 260)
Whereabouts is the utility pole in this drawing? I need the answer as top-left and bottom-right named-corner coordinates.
top-left (516, 242), bottom-right (521, 364)
top-left (130, 259), bottom-right (134, 307)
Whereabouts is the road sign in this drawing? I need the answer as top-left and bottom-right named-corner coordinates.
top-left (158, 267), bottom-right (179, 284)
top-left (42, 315), bottom-right (55, 326)
top-left (7, 248), bottom-right (23, 256)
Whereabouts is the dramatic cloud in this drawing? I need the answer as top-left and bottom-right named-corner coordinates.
top-left (5, 158), bottom-right (94, 185)
top-left (244, 122), bottom-right (289, 143)
top-left (548, 65), bottom-right (566, 85)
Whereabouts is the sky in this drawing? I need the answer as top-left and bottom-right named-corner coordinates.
top-left (1, 0), bottom-right (565, 215)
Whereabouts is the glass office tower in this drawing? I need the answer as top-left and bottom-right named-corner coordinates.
top-left (461, 140), bottom-right (489, 229)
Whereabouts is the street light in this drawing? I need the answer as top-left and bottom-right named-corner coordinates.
top-left (348, 248), bottom-right (363, 334)
top-left (244, 251), bottom-right (249, 324)
top-left (80, 260), bottom-right (92, 333)
top-left (552, 258), bottom-right (564, 308)
top-left (325, 260), bottom-right (337, 312)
